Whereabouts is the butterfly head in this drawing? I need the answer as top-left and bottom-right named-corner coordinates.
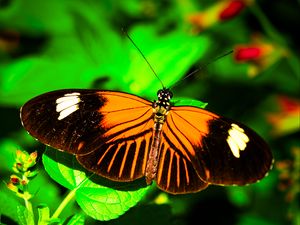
top-left (153, 88), bottom-right (173, 113)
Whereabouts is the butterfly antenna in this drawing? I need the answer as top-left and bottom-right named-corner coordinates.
top-left (170, 50), bottom-right (233, 90)
top-left (122, 29), bottom-right (166, 89)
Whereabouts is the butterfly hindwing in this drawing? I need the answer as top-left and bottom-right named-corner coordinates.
top-left (20, 89), bottom-right (154, 181)
top-left (155, 134), bottom-right (208, 194)
top-left (76, 125), bottom-right (153, 182)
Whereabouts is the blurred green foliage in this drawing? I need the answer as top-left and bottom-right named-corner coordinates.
top-left (0, 0), bottom-right (299, 225)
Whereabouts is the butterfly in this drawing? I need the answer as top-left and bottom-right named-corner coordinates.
top-left (20, 88), bottom-right (273, 194)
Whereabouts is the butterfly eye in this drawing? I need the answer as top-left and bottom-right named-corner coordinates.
top-left (157, 89), bottom-right (163, 97)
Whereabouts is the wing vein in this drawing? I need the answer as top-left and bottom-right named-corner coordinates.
top-left (101, 105), bottom-right (150, 113)
top-left (172, 111), bottom-right (207, 135)
top-left (164, 114), bottom-right (195, 161)
top-left (103, 92), bottom-right (152, 106)
top-left (107, 108), bottom-right (152, 130)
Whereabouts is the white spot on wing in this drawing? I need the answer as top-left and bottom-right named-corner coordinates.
top-left (56, 92), bottom-right (81, 120)
top-left (57, 105), bottom-right (79, 120)
top-left (227, 136), bottom-right (240, 158)
top-left (226, 123), bottom-right (249, 158)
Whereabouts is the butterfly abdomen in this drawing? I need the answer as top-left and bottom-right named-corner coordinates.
top-left (145, 122), bottom-right (163, 184)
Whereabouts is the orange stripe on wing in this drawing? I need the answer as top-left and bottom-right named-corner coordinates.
top-left (102, 108), bottom-right (153, 140)
top-left (97, 145), bottom-right (114, 166)
top-left (130, 140), bottom-right (140, 179)
top-left (171, 106), bottom-right (219, 136)
top-left (165, 115), bottom-right (194, 159)
top-left (166, 149), bottom-right (174, 189)
top-left (142, 132), bottom-right (152, 174)
top-left (157, 144), bottom-right (167, 184)
top-left (163, 106), bottom-right (219, 160)
top-left (119, 141), bottom-right (131, 178)
top-left (176, 153), bottom-right (180, 188)
top-left (182, 158), bottom-right (190, 185)
top-left (107, 144), bottom-right (121, 172)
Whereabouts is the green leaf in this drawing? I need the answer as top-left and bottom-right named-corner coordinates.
top-left (0, 1), bottom-right (73, 34)
top-left (42, 149), bottom-right (149, 221)
top-left (172, 97), bottom-right (208, 108)
top-left (0, 3), bottom-right (122, 106)
top-left (0, 54), bottom-right (108, 106)
top-left (37, 204), bottom-right (50, 225)
top-left (0, 186), bottom-right (26, 225)
top-left (66, 214), bottom-right (85, 225)
top-left (17, 205), bottom-right (28, 225)
top-left (42, 150), bottom-right (82, 190)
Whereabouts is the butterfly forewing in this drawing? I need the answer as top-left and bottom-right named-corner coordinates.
top-left (20, 89), bottom-right (154, 181)
top-left (168, 106), bottom-right (273, 186)
top-left (21, 89), bottom-right (106, 154)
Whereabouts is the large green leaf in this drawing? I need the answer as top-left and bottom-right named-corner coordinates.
top-left (42, 149), bottom-right (149, 221)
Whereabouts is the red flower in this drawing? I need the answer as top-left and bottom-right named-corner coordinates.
top-left (234, 42), bottom-right (275, 62)
top-left (233, 37), bottom-right (285, 76)
top-left (219, 0), bottom-right (246, 21)
top-left (277, 96), bottom-right (300, 114)
top-left (188, 0), bottom-right (250, 32)
top-left (234, 46), bottom-right (262, 61)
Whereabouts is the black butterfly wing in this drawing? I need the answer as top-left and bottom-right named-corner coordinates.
top-left (20, 89), bottom-right (154, 181)
top-left (200, 117), bottom-right (273, 185)
top-left (158, 106), bottom-right (273, 192)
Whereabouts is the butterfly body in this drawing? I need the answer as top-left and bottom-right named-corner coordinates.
top-left (20, 89), bottom-right (273, 194)
top-left (146, 88), bottom-right (172, 184)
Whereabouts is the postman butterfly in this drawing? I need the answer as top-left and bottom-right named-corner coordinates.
top-left (20, 86), bottom-right (273, 194)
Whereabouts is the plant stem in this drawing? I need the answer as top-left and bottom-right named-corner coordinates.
top-left (51, 188), bottom-right (77, 219)
top-left (24, 195), bottom-right (35, 225)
